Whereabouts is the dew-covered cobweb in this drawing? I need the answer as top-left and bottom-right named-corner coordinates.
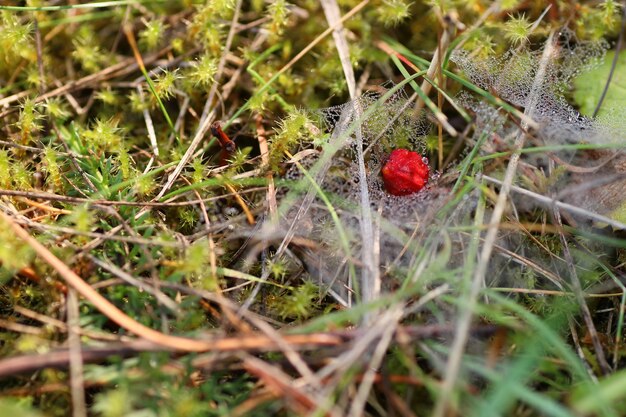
top-left (257, 29), bottom-right (626, 308)
top-left (452, 29), bottom-right (626, 220)
top-left (276, 86), bottom-right (456, 305)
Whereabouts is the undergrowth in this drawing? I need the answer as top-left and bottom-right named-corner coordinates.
top-left (0, 1), bottom-right (626, 416)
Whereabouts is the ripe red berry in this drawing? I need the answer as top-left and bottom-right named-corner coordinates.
top-left (381, 149), bottom-right (429, 196)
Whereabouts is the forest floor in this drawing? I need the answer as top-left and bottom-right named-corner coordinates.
top-left (1, 1), bottom-right (626, 416)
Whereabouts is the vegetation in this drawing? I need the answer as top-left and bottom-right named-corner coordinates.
top-left (0, 0), bottom-right (625, 416)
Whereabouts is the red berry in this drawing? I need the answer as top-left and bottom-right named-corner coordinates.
top-left (381, 149), bottom-right (429, 196)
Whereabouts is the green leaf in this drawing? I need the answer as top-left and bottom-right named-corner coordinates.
top-left (606, 201), bottom-right (626, 226)
top-left (572, 368), bottom-right (626, 416)
top-left (0, 399), bottom-right (43, 417)
top-left (572, 50), bottom-right (626, 118)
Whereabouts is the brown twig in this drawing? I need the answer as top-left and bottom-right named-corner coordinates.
top-left (18, 198), bottom-right (72, 215)
top-left (67, 289), bottom-right (87, 417)
top-left (220, 178), bottom-right (256, 225)
top-left (0, 187), bottom-right (266, 208)
top-left (6, 214), bottom-right (181, 247)
top-left (256, 114), bottom-right (277, 220)
top-left (13, 305), bottom-right (125, 342)
top-left (0, 323), bottom-right (498, 379)
top-left (552, 204), bottom-right (611, 375)
top-left (0, 48), bottom-right (171, 117)
top-left (33, 19), bottom-right (46, 95)
top-left (0, 209), bottom-right (342, 352)
top-left (17, 266), bottom-right (68, 293)
top-left (0, 318), bottom-right (44, 335)
top-left (0, 341), bottom-right (167, 378)
top-left (241, 353), bottom-right (332, 417)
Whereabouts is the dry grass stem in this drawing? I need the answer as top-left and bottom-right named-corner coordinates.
top-left (67, 289), bottom-right (87, 417)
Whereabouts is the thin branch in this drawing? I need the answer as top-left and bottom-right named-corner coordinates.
top-left (0, 187), bottom-right (266, 207)
top-left (0, 48), bottom-right (171, 115)
top-left (483, 175), bottom-right (626, 230)
top-left (67, 289), bottom-right (87, 417)
top-left (0, 209), bottom-right (344, 352)
top-left (33, 19), bottom-right (46, 95)
top-left (347, 308), bottom-right (402, 417)
top-left (88, 255), bottom-right (181, 314)
top-left (0, 324), bottom-right (496, 379)
top-left (552, 203), bottom-right (611, 374)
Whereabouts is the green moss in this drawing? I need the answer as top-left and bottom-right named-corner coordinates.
top-left (82, 118), bottom-right (124, 152)
top-left (42, 147), bottom-right (62, 188)
top-left (268, 109), bottom-right (312, 170)
top-left (503, 14), bottom-right (532, 46)
top-left (153, 69), bottom-right (179, 101)
top-left (15, 99), bottom-right (43, 145)
top-left (0, 150), bottom-right (11, 189)
top-left (185, 54), bottom-right (217, 88)
top-left (0, 217), bottom-right (34, 277)
top-left (67, 205), bottom-right (94, 233)
top-left (139, 19), bottom-right (167, 51)
top-left (376, 0), bottom-right (412, 27)
top-left (275, 280), bottom-right (319, 320)
top-left (0, 11), bottom-right (34, 71)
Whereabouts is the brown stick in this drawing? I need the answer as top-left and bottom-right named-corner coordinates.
top-left (0, 210), bottom-right (339, 352)
top-left (0, 48), bottom-right (171, 117)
